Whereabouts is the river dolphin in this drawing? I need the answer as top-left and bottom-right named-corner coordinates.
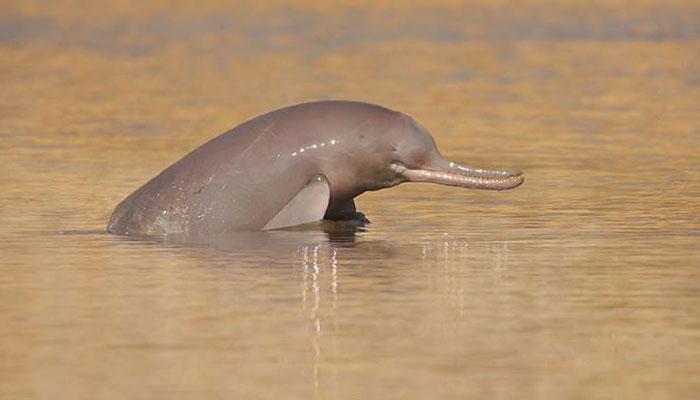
top-left (107, 101), bottom-right (524, 236)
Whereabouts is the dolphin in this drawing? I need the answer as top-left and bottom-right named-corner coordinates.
top-left (107, 101), bottom-right (524, 236)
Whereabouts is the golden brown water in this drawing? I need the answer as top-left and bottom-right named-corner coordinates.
top-left (1, 1), bottom-right (699, 399)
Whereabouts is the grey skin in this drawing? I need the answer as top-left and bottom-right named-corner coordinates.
top-left (107, 101), bottom-right (524, 236)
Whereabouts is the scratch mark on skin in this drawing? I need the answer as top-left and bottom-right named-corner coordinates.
top-left (240, 118), bottom-right (278, 157)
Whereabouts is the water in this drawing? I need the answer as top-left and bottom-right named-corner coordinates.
top-left (1, 1), bottom-right (699, 399)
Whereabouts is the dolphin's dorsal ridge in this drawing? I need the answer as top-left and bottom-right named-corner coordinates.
top-left (262, 175), bottom-right (331, 231)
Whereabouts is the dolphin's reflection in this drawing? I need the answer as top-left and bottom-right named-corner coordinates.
top-left (117, 220), bottom-right (361, 395)
top-left (294, 234), bottom-right (341, 396)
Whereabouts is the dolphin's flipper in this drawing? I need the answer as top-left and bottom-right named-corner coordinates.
top-left (262, 175), bottom-right (331, 230)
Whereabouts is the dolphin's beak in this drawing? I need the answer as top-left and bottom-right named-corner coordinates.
top-left (390, 158), bottom-right (524, 190)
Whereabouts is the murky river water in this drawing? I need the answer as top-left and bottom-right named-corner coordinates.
top-left (1, 1), bottom-right (699, 399)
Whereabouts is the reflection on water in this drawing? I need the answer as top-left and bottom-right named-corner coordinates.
top-left (296, 241), bottom-right (338, 395)
top-left (1, 0), bottom-right (699, 399)
top-left (293, 236), bottom-right (515, 397)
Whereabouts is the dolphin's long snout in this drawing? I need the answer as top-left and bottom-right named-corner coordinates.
top-left (391, 159), bottom-right (524, 190)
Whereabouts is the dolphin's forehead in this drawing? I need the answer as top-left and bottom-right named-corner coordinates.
top-left (279, 101), bottom-right (400, 130)
top-left (278, 100), bottom-right (397, 118)
top-left (250, 101), bottom-right (403, 145)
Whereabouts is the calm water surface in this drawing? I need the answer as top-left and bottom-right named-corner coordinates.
top-left (1, 1), bottom-right (699, 399)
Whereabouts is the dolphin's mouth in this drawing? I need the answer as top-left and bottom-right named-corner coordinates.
top-left (390, 161), bottom-right (524, 190)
